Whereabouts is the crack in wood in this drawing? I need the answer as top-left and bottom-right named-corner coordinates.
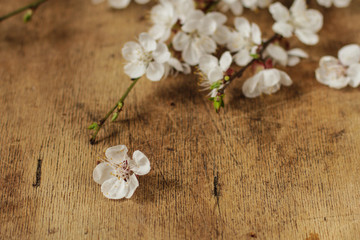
top-left (32, 158), bottom-right (42, 188)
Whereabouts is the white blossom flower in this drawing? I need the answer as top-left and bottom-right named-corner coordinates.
top-left (93, 145), bottom-right (150, 199)
top-left (227, 17), bottom-right (262, 66)
top-left (198, 51), bottom-right (233, 97)
top-left (316, 0), bottom-right (351, 8)
top-left (269, 0), bottom-right (323, 45)
top-left (242, 68), bottom-right (292, 98)
top-left (122, 32), bottom-right (170, 81)
top-left (92, 0), bottom-right (149, 9)
top-left (316, 44), bottom-right (360, 89)
top-left (265, 43), bottom-right (308, 66)
top-left (172, 10), bottom-right (228, 66)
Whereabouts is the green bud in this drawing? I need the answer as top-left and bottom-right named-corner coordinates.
top-left (23, 10), bottom-right (33, 23)
top-left (111, 112), bottom-right (119, 122)
top-left (88, 122), bottom-right (98, 130)
top-left (214, 101), bottom-right (221, 111)
top-left (210, 81), bottom-right (221, 90)
top-left (250, 53), bottom-right (260, 59)
top-left (117, 102), bottom-right (123, 110)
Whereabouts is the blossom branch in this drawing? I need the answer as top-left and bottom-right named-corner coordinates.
top-left (0, 0), bottom-right (47, 22)
top-left (219, 33), bottom-right (281, 94)
top-left (89, 77), bottom-right (140, 144)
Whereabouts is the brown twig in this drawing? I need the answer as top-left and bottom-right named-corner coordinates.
top-left (218, 33), bottom-right (281, 94)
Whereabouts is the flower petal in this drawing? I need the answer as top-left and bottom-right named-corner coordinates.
top-left (272, 22), bottom-right (293, 38)
top-left (294, 29), bottom-right (319, 45)
top-left (333, 0), bottom-right (351, 7)
top-left (208, 68), bottom-right (223, 83)
top-left (287, 48), bottom-right (308, 58)
top-left (251, 23), bottom-right (262, 45)
top-left (269, 2), bottom-right (290, 22)
top-left (148, 24), bottom-right (167, 41)
top-left (105, 145), bottom-right (128, 164)
top-left (182, 40), bottom-right (201, 66)
top-left (172, 31), bottom-right (190, 51)
top-left (266, 44), bottom-right (288, 66)
top-left (108, 0), bottom-right (131, 9)
top-left (234, 17), bottom-right (251, 38)
top-left (206, 12), bottom-right (227, 25)
top-left (146, 62), bottom-right (165, 81)
top-left (234, 48), bottom-right (252, 66)
top-left (230, 1), bottom-right (243, 15)
top-left (242, 74), bottom-right (261, 98)
top-left (197, 35), bottom-right (217, 54)
top-left (198, 17), bottom-right (217, 36)
top-left (212, 25), bottom-right (231, 45)
top-left (338, 44), bottom-right (360, 66)
top-left (122, 41), bottom-right (142, 62)
top-left (125, 174), bottom-right (139, 199)
top-left (199, 54), bottom-right (219, 75)
top-left (93, 162), bottom-right (114, 185)
top-left (131, 150), bottom-right (151, 175)
top-left (294, 9), bottom-right (323, 33)
top-left (290, 0), bottom-right (307, 15)
top-left (101, 178), bottom-right (127, 199)
top-left (152, 43), bottom-right (170, 63)
top-left (347, 63), bottom-right (360, 88)
top-left (287, 56), bottom-right (300, 66)
top-left (124, 62), bottom-right (146, 79)
top-left (182, 10), bottom-right (204, 33)
top-left (219, 51), bottom-right (232, 71)
top-left (279, 70), bottom-right (293, 86)
top-left (135, 0), bottom-right (150, 4)
top-left (317, 0), bottom-right (332, 7)
top-left (139, 32), bottom-right (157, 52)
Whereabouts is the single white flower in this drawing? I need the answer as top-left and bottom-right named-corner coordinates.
top-left (316, 0), bottom-right (351, 8)
top-left (316, 44), bottom-right (360, 89)
top-left (198, 51), bottom-right (233, 97)
top-left (172, 10), bottom-right (228, 65)
top-left (92, 0), bottom-right (149, 9)
top-left (122, 32), bottom-right (171, 81)
top-left (227, 17), bottom-right (262, 66)
top-left (93, 145), bottom-right (150, 199)
top-left (269, 0), bottom-right (323, 45)
top-left (242, 68), bottom-right (292, 98)
top-left (265, 43), bottom-right (308, 66)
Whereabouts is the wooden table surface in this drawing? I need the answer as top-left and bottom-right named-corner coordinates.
top-left (1, 0), bottom-right (360, 239)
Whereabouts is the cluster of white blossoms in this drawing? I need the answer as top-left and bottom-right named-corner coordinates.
top-left (94, 0), bottom-right (355, 107)
top-left (316, 44), bottom-right (360, 89)
top-left (269, 0), bottom-right (323, 45)
top-left (93, 145), bottom-right (150, 199)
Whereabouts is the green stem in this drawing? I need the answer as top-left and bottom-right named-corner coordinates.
top-left (0, 0), bottom-right (47, 22)
top-left (90, 77), bottom-right (140, 144)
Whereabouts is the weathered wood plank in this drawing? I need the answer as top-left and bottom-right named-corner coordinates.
top-left (0, 0), bottom-right (360, 239)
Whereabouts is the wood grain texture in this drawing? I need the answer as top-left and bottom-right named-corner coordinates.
top-left (1, 0), bottom-right (360, 239)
